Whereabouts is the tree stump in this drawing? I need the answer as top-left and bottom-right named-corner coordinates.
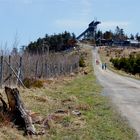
top-left (1, 87), bottom-right (36, 135)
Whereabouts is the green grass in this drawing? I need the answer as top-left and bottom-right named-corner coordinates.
top-left (47, 73), bottom-right (136, 140)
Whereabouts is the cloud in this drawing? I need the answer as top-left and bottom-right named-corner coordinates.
top-left (21, 0), bottom-right (33, 4)
top-left (55, 19), bottom-right (130, 32)
top-left (57, 0), bottom-right (92, 17)
top-left (80, 0), bottom-right (92, 17)
top-left (100, 21), bottom-right (130, 28)
top-left (55, 19), bottom-right (89, 29)
top-left (81, 0), bottom-right (91, 8)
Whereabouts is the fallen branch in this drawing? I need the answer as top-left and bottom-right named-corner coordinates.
top-left (4, 60), bottom-right (26, 88)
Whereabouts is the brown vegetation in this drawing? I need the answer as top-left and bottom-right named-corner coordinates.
top-left (99, 46), bottom-right (140, 78)
top-left (0, 49), bottom-right (79, 88)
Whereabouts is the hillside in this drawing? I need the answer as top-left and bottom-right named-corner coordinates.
top-left (99, 46), bottom-right (140, 79)
top-left (0, 46), bottom-right (137, 140)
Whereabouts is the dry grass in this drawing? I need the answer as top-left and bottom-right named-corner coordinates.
top-left (99, 46), bottom-right (140, 79)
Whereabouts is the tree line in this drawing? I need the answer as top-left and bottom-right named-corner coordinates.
top-left (96, 26), bottom-right (140, 41)
top-left (23, 31), bottom-right (76, 54)
top-left (110, 54), bottom-right (140, 75)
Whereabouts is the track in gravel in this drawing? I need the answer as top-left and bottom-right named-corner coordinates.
top-left (93, 47), bottom-right (140, 138)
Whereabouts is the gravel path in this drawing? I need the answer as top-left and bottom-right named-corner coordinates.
top-left (93, 47), bottom-right (140, 139)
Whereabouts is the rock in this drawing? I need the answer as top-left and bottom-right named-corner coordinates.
top-left (72, 110), bottom-right (81, 116)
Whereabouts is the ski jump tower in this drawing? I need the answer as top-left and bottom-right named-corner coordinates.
top-left (77, 20), bottom-right (101, 40)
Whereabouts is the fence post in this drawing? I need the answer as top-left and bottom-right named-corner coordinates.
top-left (17, 57), bottom-right (22, 86)
top-left (45, 63), bottom-right (48, 78)
top-left (9, 55), bottom-right (11, 86)
top-left (35, 59), bottom-right (38, 79)
top-left (0, 56), bottom-right (3, 88)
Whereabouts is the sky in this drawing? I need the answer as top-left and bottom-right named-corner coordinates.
top-left (0, 0), bottom-right (140, 49)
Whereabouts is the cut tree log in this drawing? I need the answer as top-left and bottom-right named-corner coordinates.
top-left (0, 87), bottom-right (48, 136)
top-left (4, 87), bottom-right (36, 135)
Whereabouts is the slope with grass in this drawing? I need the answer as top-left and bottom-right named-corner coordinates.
top-left (99, 46), bottom-right (140, 79)
top-left (0, 46), bottom-right (137, 140)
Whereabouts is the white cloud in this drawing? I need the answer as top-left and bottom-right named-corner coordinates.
top-left (22, 0), bottom-right (33, 4)
top-left (55, 19), bottom-right (89, 29)
top-left (100, 21), bottom-right (130, 28)
top-left (80, 0), bottom-right (92, 16)
top-left (81, 0), bottom-right (91, 8)
top-left (56, 0), bottom-right (92, 17)
top-left (55, 19), bottom-right (130, 32)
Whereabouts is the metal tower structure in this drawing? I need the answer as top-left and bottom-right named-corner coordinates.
top-left (77, 20), bottom-right (101, 40)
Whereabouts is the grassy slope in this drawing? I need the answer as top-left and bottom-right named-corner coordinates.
top-left (99, 47), bottom-right (140, 80)
top-left (0, 47), bottom-right (137, 140)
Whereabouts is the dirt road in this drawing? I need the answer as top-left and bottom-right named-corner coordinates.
top-left (93, 47), bottom-right (140, 138)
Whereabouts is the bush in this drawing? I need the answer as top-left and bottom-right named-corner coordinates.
top-left (79, 56), bottom-right (86, 67)
top-left (110, 54), bottom-right (140, 75)
top-left (110, 57), bottom-right (113, 62)
top-left (23, 78), bottom-right (43, 88)
top-left (32, 80), bottom-right (44, 88)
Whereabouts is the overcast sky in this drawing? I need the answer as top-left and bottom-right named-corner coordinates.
top-left (0, 0), bottom-right (139, 49)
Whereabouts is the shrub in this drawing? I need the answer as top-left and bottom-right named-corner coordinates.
top-left (32, 80), bottom-right (43, 88)
top-left (23, 78), bottom-right (32, 88)
top-left (23, 78), bottom-right (43, 88)
top-left (110, 54), bottom-right (140, 75)
top-left (79, 56), bottom-right (86, 67)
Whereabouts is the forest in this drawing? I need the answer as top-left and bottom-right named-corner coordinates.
top-left (95, 26), bottom-right (140, 41)
top-left (23, 31), bottom-right (76, 54)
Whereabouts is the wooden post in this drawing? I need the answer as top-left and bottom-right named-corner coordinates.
top-left (0, 56), bottom-right (3, 87)
top-left (9, 55), bottom-right (11, 86)
top-left (35, 59), bottom-right (38, 79)
top-left (48, 63), bottom-right (50, 78)
top-left (17, 57), bottom-right (22, 86)
top-left (45, 63), bottom-right (48, 78)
